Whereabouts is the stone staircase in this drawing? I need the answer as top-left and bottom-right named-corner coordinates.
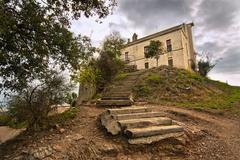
top-left (96, 70), bottom-right (145, 107)
top-left (100, 106), bottom-right (184, 144)
top-left (98, 70), bottom-right (184, 144)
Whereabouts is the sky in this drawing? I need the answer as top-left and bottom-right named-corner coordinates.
top-left (71, 0), bottom-right (240, 86)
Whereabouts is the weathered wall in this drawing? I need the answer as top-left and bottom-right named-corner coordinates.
top-left (121, 23), bottom-right (195, 71)
top-left (77, 83), bottom-right (96, 105)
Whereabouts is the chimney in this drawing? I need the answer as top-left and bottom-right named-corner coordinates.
top-left (127, 38), bottom-right (130, 43)
top-left (132, 33), bottom-right (138, 41)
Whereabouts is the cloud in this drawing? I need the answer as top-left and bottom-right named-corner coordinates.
top-left (211, 46), bottom-right (240, 74)
top-left (119, 0), bottom-right (194, 33)
top-left (68, 0), bottom-right (240, 86)
top-left (197, 0), bottom-right (240, 31)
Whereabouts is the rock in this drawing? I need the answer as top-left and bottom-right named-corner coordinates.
top-left (59, 128), bottom-right (65, 134)
top-left (27, 146), bottom-right (53, 160)
top-left (53, 145), bottom-right (64, 152)
top-left (175, 135), bottom-right (187, 145)
top-left (98, 143), bottom-right (119, 156)
top-left (172, 145), bottom-right (185, 154)
top-left (73, 134), bottom-right (84, 141)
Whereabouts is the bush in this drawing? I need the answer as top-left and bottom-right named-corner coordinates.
top-left (96, 51), bottom-right (124, 92)
top-left (7, 73), bottom-right (73, 131)
top-left (134, 84), bottom-right (150, 97)
top-left (65, 92), bottom-right (78, 107)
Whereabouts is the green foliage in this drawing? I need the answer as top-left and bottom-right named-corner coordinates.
top-left (96, 34), bottom-right (125, 92)
top-left (0, 114), bottom-right (11, 126)
top-left (147, 74), bottom-right (161, 84)
top-left (114, 73), bottom-right (129, 81)
top-left (198, 60), bottom-right (215, 77)
top-left (0, 114), bottom-right (27, 129)
top-left (74, 66), bottom-right (101, 85)
top-left (197, 52), bottom-right (220, 77)
top-left (50, 107), bottom-right (79, 125)
top-left (97, 52), bottom-right (124, 81)
top-left (7, 73), bottom-right (73, 131)
top-left (134, 84), bottom-right (150, 97)
top-left (65, 92), bottom-right (78, 107)
top-left (0, 0), bottom-right (115, 94)
top-left (145, 40), bottom-right (165, 67)
top-left (102, 32), bottom-right (125, 59)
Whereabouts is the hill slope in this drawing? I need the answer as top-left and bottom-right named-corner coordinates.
top-left (114, 66), bottom-right (240, 114)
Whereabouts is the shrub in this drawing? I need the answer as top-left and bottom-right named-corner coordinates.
top-left (7, 73), bottom-right (73, 131)
top-left (65, 92), bottom-right (78, 107)
top-left (134, 84), bottom-right (150, 97)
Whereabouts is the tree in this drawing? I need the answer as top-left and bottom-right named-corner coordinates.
top-left (102, 32), bottom-right (125, 59)
top-left (0, 0), bottom-right (116, 94)
top-left (8, 71), bottom-right (73, 131)
top-left (145, 40), bottom-right (165, 67)
top-left (197, 52), bottom-right (221, 77)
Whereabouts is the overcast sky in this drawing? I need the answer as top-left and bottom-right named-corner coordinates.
top-left (71, 0), bottom-right (240, 86)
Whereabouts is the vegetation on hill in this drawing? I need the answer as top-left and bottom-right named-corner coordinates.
top-left (129, 66), bottom-right (240, 114)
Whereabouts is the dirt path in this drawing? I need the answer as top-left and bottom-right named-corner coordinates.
top-left (0, 126), bottom-right (25, 145)
top-left (154, 105), bottom-right (240, 160)
top-left (0, 105), bottom-right (240, 160)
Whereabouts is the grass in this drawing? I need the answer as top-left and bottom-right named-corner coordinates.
top-left (146, 73), bottom-right (161, 84)
top-left (48, 107), bottom-right (79, 126)
top-left (0, 107), bottom-right (80, 129)
top-left (114, 72), bottom-right (129, 81)
top-left (183, 87), bottom-right (240, 111)
top-left (132, 66), bottom-right (240, 115)
top-left (0, 114), bottom-right (27, 129)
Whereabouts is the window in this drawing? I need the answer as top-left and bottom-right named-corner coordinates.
top-left (145, 62), bottom-right (149, 69)
top-left (125, 52), bottom-right (129, 62)
top-left (144, 46), bottom-right (149, 58)
top-left (168, 58), bottom-right (173, 67)
top-left (166, 39), bottom-right (172, 52)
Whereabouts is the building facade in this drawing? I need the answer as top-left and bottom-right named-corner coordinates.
top-left (120, 23), bottom-right (196, 71)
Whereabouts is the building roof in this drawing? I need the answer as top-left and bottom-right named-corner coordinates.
top-left (124, 22), bottom-right (194, 48)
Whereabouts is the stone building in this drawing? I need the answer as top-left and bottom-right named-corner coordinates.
top-left (120, 23), bottom-right (196, 71)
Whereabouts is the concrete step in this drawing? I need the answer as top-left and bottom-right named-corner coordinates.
top-left (96, 100), bottom-right (133, 107)
top-left (112, 112), bottom-right (165, 121)
top-left (107, 106), bottom-right (152, 115)
top-left (128, 132), bottom-right (184, 144)
top-left (118, 117), bottom-right (172, 129)
top-left (101, 96), bottom-right (130, 100)
top-left (125, 125), bottom-right (184, 138)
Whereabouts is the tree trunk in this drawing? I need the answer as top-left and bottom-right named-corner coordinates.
top-left (156, 58), bottom-right (159, 67)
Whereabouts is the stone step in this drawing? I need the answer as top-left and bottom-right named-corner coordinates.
top-left (125, 125), bottom-right (184, 138)
top-left (109, 88), bottom-right (131, 92)
top-left (103, 92), bottom-right (131, 97)
top-left (112, 112), bottom-right (165, 121)
top-left (118, 117), bottom-right (172, 129)
top-left (107, 106), bottom-right (152, 115)
top-left (96, 100), bottom-right (133, 107)
top-left (128, 132), bottom-right (184, 144)
top-left (116, 80), bottom-right (136, 84)
top-left (101, 96), bottom-right (130, 100)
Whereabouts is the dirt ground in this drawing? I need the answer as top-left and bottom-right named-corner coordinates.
top-left (0, 104), bottom-right (240, 160)
top-left (0, 127), bottom-right (25, 145)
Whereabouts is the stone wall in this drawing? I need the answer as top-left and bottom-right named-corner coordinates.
top-left (77, 83), bottom-right (96, 105)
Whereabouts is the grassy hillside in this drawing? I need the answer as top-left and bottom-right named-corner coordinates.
top-left (130, 66), bottom-right (240, 114)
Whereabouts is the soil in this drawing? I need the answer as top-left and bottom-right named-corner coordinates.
top-left (0, 104), bottom-right (240, 160)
